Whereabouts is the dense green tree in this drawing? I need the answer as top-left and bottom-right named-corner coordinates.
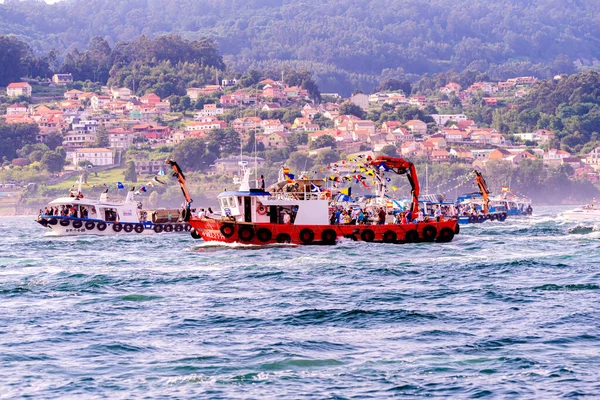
top-left (40, 151), bottom-right (65, 173)
top-left (123, 160), bottom-right (137, 182)
top-left (378, 145), bottom-right (398, 157)
top-left (309, 134), bottom-right (336, 150)
top-left (0, 122), bottom-right (39, 160)
top-left (94, 127), bottom-right (110, 148)
top-left (339, 102), bottom-right (365, 119)
top-left (171, 138), bottom-right (217, 171)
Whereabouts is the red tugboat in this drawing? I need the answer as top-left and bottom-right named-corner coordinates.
top-left (169, 156), bottom-right (459, 245)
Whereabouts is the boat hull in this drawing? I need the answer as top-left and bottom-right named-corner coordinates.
top-left (36, 216), bottom-right (191, 236)
top-left (559, 209), bottom-right (600, 221)
top-left (188, 218), bottom-right (459, 245)
top-left (458, 212), bottom-right (508, 225)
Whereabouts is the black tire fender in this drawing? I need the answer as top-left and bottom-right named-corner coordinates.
top-left (477, 215), bottom-right (484, 223)
top-left (422, 225), bottom-right (437, 242)
top-left (48, 218), bottom-right (58, 225)
top-left (299, 228), bottom-right (315, 244)
top-left (220, 223), bottom-right (235, 238)
top-left (437, 227), bottom-right (455, 243)
top-left (405, 229), bottom-right (419, 243)
top-left (256, 227), bottom-right (272, 242)
top-left (113, 223), bottom-right (123, 232)
top-left (191, 229), bottom-right (202, 239)
top-left (85, 221), bottom-right (95, 230)
top-left (134, 224), bottom-right (144, 233)
top-left (238, 225), bottom-right (254, 242)
top-left (174, 224), bottom-right (184, 232)
top-left (153, 224), bottom-right (163, 233)
top-left (321, 228), bottom-right (337, 245)
top-left (276, 233), bottom-right (291, 243)
top-left (468, 215), bottom-right (476, 223)
top-left (382, 230), bottom-right (397, 243)
top-left (123, 223), bottom-right (134, 233)
top-left (72, 220), bottom-right (83, 229)
top-left (59, 219), bottom-right (70, 227)
top-left (164, 224), bottom-right (174, 233)
top-left (360, 229), bottom-right (375, 242)
top-left (96, 222), bottom-right (107, 231)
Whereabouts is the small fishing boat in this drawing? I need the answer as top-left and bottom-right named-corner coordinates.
top-left (559, 204), bottom-right (600, 221)
top-left (170, 156), bottom-right (460, 245)
top-left (455, 171), bottom-right (508, 225)
top-left (36, 177), bottom-right (191, 236)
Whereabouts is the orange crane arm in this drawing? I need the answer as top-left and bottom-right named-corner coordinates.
top-left (474, 170), bottom-right (490, 214)
top-left (166, 160), bottom-right (193, 220)
top-left (369, 155), bottom-right (421, 215)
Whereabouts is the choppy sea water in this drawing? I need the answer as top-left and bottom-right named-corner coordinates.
top-left (1, 206), bottom-right (599, 399)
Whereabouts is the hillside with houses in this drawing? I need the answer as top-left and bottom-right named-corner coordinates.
top-left (2, 63), bottom-right (600, 212)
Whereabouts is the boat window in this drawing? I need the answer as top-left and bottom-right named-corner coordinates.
top-left (221, 198), bottom-right (228, 208)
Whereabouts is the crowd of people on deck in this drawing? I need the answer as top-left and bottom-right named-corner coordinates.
top-left (41, 204), bottom-right (92, 219)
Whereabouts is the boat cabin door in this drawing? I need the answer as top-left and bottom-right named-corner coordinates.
top-left (244, 197), bottom-right (252, 222)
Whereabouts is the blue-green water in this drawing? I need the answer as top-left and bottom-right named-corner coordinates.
top-left (1, 207), bottom-right (599, 398)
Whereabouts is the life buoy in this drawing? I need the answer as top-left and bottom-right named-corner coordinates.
top-left (238, 225), bottom-right (254, 242)
top-left (256, 227), bottom-right (272, 242)
top-left (437, 227), bottom-right (455, 243)
top-left (134, 224), bottom-right (144, 233)
top-left (299, 228), bottom-right (315, 244)
top-left (174, 224), bottom-right (184, 232)
top-left (220, 223), bottom-right (235, 238)
top-left (37, 218), bottom-right (48, 227)
top-left (153, 224), bottom-right (163, 233)
top-left (191, 228), bottom-right (202, 239)
top-left (85, 221), bottom-right (95, 230)
top-left (185, 224), bottom-right (192, 232)
top-left (422, 225), bottom-right (437, 242)
top-left (382, 230), bottom-right (397, 243)
top-left (276, 233), bottom-right (291, 243)
top-left (72, 220), bottom-right (83, 229)
top-left (405, 230), bottom-right (419, 243)
top-left (321, 228), bottom-right (337, 245)
top-left (164, 224), bottom-right (174, 233)
top-left (113, 223), bottom-right (122, 232)
top-left (96, 222), bottom-right (107, 231)
top-left (498, 213), bottom-right (507, 222)
top-left (256, 204), bottom-right (268, 215)
top-left (60, 219), bottom-right (70, 227)
top-left (468, 215), bottom-right (477, 223)
top-left (48, 218), bottom-right (58, 225)
top-left (360, 229), bottom-right (375, 242)
top-left (123, 223), bottom-right (134, 233)
top-left (476, 215), bottom-right (484, 223)
top-left (490, 214), bottom-right (497, 221)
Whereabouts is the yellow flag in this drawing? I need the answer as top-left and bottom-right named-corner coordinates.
top-left (340, 187), bottom-right (352, 196)
top-left (392, 186), bottom-right (398, 191)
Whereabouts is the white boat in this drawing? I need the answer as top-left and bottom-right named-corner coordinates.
top-left (36, 177), bottom-right (191, 236)
top-left (559, 204), bottom-right (600, 221)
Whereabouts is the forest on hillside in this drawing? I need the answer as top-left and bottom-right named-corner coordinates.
top-left (1, 0), bottom-right (599, 94)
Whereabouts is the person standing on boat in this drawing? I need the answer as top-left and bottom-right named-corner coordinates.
top-left (434, 205), bottom-right (442, 222)
top-left (259, 175), bottom-right (265, 190)
top-left (283, 212), bottom-right (291, 224)
top-left (378, 207), bottom-right (386, 225)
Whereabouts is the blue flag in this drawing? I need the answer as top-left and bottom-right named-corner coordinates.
top-left (117, 182), bottom-right (124, 189)
top-left (311, 183), bottom-right (321, 193)
top-left (158, 169), bottom-right (165, 176)
top-left (139, 186), bottom-right (147, 193)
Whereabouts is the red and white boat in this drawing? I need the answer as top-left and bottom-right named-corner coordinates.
top-left (169, 156), bottom-right (459, 245)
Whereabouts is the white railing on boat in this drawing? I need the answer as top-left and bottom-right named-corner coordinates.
top-left (267, 192), bottom-right (330, 201)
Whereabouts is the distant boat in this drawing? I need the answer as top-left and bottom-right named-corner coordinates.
top-left (559, 204), bottom-right (600, 221)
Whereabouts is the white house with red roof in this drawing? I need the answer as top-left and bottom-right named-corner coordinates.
top-left (7, 82), bottom-right (32, 97)
top-left (404, 119), bottom-right (427, 136)
top-left (6, 103), bottom-right (28, 115)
